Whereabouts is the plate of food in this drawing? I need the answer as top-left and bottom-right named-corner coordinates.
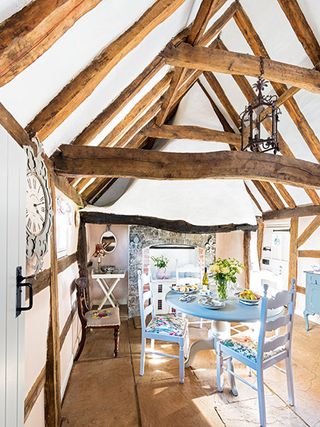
top-left (198, 296), bottom-right (225, 310)
top-left (238, 289), bottom-right (261, 305)
top-left (171, 284), bottom-right (198, 294)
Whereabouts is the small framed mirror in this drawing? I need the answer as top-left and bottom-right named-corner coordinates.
top-left (100, 230), bottom-right (117, 253)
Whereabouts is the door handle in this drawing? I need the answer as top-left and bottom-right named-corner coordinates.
top-left (16, 266), bottom-right (34, 317)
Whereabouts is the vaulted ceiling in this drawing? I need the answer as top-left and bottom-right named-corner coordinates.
top-left (0, 0), bottom-right (319, 222)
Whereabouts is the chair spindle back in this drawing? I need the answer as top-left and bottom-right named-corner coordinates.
top-left (257, 279), bottom-right (296, 363)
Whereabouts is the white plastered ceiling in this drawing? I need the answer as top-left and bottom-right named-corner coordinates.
top-left (85, 83), bottom-right (259, 225)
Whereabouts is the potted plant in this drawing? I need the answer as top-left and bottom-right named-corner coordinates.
top-left (210, 258), bottom-right (244, 301)
top-left (151, 255), bottom-right (169, 279)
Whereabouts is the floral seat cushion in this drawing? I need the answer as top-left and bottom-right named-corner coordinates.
top-left (221, 335), bottom-right (285, 362)
top-left (146, 314), bottom-right (187, 337)
top-left (85, 306), bottom-right (120, 327)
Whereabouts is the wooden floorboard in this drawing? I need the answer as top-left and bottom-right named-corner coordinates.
top-left (62, 314), bottom-right (318, 426)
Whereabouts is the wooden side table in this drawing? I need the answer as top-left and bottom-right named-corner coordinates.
top-left (92, 271), bottom-right (126, 309)
top-left (304, 271), bottom-right (320, 331)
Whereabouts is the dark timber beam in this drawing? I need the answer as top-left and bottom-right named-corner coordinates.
top-left (80, 211), bottom-right (257, 234)
top-left (54, 146), bottom-right (320, 189)
top-left (163, 43), bottom-right (320, 94)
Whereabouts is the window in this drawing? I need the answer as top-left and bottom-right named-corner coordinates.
top-left (56, 196), bottom-right (72, 259)
top-left (158, 284), bottom-right (163, 293)
top-left (157, 300), bottom-right (162, 310)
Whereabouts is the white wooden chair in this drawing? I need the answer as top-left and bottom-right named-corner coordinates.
top-left (138, 271), bottom-right (189, 384)
top-left (216, 280), bottom-right (296, 427)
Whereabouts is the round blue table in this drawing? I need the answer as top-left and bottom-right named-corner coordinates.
top-left (166, 290), bottom-right (282, 323)
top-left (166, 291), bottom-right (282, 370)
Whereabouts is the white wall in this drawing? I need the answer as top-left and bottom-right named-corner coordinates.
top-left (25, 190), bottom-right (80, 426)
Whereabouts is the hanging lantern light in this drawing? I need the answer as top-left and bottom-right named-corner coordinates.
top-left (240, 57), bottom-right (281, 154)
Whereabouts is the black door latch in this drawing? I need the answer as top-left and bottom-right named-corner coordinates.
top-left (16, 266), bottom-right (33, 317)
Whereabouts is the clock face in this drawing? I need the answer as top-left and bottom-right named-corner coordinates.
top-left (26, 173), bottom-right (47, 236)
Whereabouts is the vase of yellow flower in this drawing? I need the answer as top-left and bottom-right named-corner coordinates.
top-left (210, 258), bottom-right (244, 301)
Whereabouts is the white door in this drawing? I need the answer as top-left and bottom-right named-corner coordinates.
top-left (0, 126), bottom-right (26, 426)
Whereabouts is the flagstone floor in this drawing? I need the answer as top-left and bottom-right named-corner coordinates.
top-left (61, 311), bottom-right (319, 426)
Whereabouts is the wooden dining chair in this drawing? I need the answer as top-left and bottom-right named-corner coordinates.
top-left (74, 278), bottom-right (120, 361)
top-left (215, 280), bottom-right (296, 427)
top-left (138, 271), bottom-right (189, 384)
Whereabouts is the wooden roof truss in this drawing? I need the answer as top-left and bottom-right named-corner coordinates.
top-left (0, 0), bottom-right (319, 220)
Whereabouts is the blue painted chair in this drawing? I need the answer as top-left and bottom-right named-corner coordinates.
top-left (138, 271), bottom-right (189, 383)
top-left (216, 280), bottom-right (296, 427)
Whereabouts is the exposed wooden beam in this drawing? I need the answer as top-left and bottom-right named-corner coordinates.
top-left (298, 250), bottom-right (320, 258)
top-left (277, 0), bottom-right (320, 66)
top-left (80, 211), bottom-right (257, 234)
top-left (203, 72), bottom-right (239, 127)
top-left (54, 146), bottom-right (320, 188)
top-left (0, 102), bottom-right (83, 206)
top-left (143, 124), bottom-right (241, 146)
top-left (52, 174), bottom-right (83, 206)
top-left (45, 180), bottom-right (62, 426)
top-left (24, 366), bottom-right (46, 423)
top-left (263, 204), bottom-right (320, 221)
top-left (215, 39), bottom-right (320, 205)
top-left (234, 3), bottom-right (320, 163)
top-left (163, 43), bottom-right (320, 94)
top-left (99, 75), bottom-right (171, 148)
top-left (243, 230), bottom-right (251, 289)
top-left (256, 218), bottom-right (264, 265)
top-left (71, 56), bottom-right (164, 146)
top-left (201, 73), bottom-right (289, 211)
top-left (26, 0), bottom-right (186, 140)
top-left (156, 0), bottom-right (238, 126)
top-left (244, 183), bottom-right (263, 213)
top-left (187, 0), bottom-right (227, 45)
top-left (288, 217), bottom-right (298, 289)
top-left (297, 216), bottom-right (320, 248)
top-left (78, 68), bottom-right (202, 199)
top-left (0, 0), bottom-right (102, 86)
top-left (60, 301), bottom-right (77, 350)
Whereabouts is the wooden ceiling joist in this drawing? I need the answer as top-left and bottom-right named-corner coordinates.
top-left (71, 56), bottom-right (165, 147)
top-left (54, 146), bottom-right (320, 189)
top-left (26, 0), bottom-right (186, 140)
top-left (98, 75), bottom-right (171, 148)
top-left (201, 73), bottom-right (292, 211)
top-left (277, 0), bottom-right (320, 67)
top-left (187, 0), bottom-right (227, 45)
top-left (163, 43), bottom-right (320, 94)
top-left (80, 211), bottom-right (257, 234)
top-left (143, 124), bottom-right (241, 146)
top-left (214, 39), bottom-right (320, 205)
top-left (77, 68), bottom-right (202, 199)
top-left (197, 81), bottom-right (277, 211)
top-left (297, 216), bottom-right (320, 248)
top-left (156, 0), bottom-right (238, 126)
top-left (0, 0), bottom-right (102, 86)
top-left (263, 204), bottom-right (320, 221)
top-left (234, 4), bottom-right (320, 163)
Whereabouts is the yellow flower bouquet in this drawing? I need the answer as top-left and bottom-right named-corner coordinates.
top-left (210, 258), bottom-right (244, 300)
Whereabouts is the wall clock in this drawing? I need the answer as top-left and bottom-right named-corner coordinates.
top-left (25, 137), bottom-right (52, 273)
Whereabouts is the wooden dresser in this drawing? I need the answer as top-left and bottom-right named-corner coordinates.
top-left (304, 271), bottom-right (320, 331)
